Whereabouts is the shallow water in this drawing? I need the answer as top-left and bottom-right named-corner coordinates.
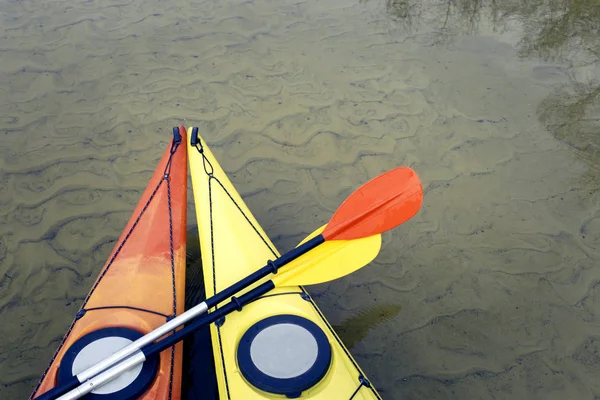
top-left (1, 0), bottom-right (600, 398)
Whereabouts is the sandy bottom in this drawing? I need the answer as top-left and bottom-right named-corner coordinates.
top-left (1, 0), bottom-right (599, 399)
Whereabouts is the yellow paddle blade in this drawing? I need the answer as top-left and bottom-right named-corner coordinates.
top-left (273, 224), bottom-right (382, 287)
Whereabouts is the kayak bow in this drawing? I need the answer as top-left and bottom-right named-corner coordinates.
top-left (30, 128), bottom-right (188, 400)
top-left (188, 126), bottom-right (387, 399)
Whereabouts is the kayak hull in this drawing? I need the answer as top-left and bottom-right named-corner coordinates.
top-left (31, 128), bottom-right (188, 400)
top-left (188, 127), bottom-right (381, 399)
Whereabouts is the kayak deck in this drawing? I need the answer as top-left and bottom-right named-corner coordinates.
top-left (30, 128), bottom-right (188, 400)
top-left (187, 126), bottom-right (381, 399)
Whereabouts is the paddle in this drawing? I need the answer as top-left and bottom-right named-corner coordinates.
top-left (34, 166), bottom-right (423, 400)
top-left (38, 230), bottom-right (382, 400)
top-left (275, 224), bottom-right (381, 287)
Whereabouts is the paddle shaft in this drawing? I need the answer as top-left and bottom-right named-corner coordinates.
top-left (55, 281), bottom-right (275, 400)
top-left (34, 235), bottom-right (323, 400)
top-left (34, 163), bottom-right (424, 400)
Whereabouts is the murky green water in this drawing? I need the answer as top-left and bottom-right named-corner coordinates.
top-left (1, 0), bottom-right (599, 398)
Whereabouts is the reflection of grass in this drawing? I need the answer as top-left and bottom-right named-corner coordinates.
top-left (384, 0), bottom-right (423, 35)
top-left (386, 0), bottom-right (413, 20)
top-left (384, 0), bottom-right (508, 46)
top-left (333, 303), bottom-right (402, 349)
top-left (538, 84), bottom-right (600, 169)
top-left (516, 0), bottom-right (600, 172)
top-left (382, 0), bottom-right (600, 169)
top-left (383, 0), bottom-right (600, 63)
top-left (516, 0), bottom-right (600, 64)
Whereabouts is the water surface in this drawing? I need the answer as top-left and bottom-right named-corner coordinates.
top-left (1, 0), bottom-right (599, 398)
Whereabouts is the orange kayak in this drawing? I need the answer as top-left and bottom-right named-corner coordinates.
top-left (30, 128), bottom-right (188, 400)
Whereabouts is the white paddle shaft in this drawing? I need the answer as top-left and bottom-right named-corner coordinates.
top-left (75, 301), bottom-right (208, 382)
top-left (58, 351), bottom-right (146, 400)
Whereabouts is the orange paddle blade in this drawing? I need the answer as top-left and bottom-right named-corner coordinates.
top-left (322, 167), bottom-right (423, 240)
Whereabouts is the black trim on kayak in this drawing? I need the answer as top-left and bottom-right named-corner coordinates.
top-left (30, 130), bottom-right (183, 400)
top-left (79, 306), bottom-right (172, 320)
top-left (255, 291), bottom-right (304, 300)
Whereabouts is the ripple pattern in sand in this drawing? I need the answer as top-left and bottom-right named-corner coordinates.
top-left (1, 0), bottom-right (599, 399)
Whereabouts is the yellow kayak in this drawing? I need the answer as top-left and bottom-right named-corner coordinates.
top-left (187, 127), bottom-right (382, 399)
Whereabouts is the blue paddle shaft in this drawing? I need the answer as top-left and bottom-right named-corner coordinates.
top-left (33, 380), bottom-right (79, 400)
top-left (144, 280), bottom-right (275, 357)
top-left (204, 234), bottom-right (324, 309)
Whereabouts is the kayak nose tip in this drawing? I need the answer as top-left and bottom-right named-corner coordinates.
top-left (173, 126), bottom-right (182, 144)
top-left (190, 126), bottom-right (200, 147)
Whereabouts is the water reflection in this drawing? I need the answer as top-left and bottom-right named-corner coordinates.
top-left (383, 0), bottom-right (600, 170)
top-left (333, 303), bottom-right (402, 350)
top-left (385, 0), bottom-right (487, 45)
